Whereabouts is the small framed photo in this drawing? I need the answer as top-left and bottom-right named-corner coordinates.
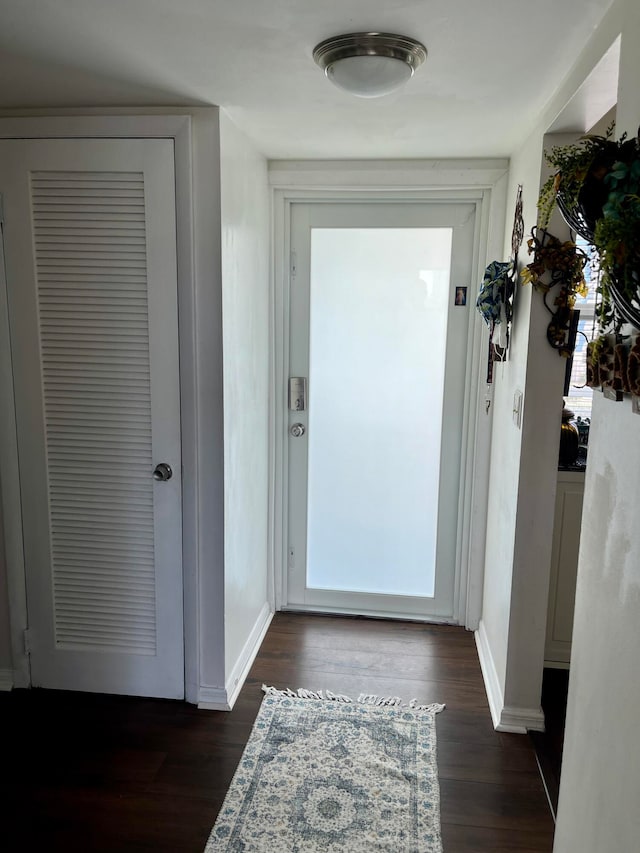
top-left (454, 286), bottom-right (467, 306)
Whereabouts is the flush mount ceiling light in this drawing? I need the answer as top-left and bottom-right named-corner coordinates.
top-left (313, 32), bottom-right (427, 98)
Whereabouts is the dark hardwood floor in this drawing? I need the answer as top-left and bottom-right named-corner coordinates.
top-left (530, 667), bottom-right (570, 819)
top-left (0, 613), bottom-right (555, 851)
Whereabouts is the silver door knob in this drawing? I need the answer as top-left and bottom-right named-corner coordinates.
top-left (290, 423), bottom-right (306, 438)
top-left (153, 462), bottom-right (173, 481)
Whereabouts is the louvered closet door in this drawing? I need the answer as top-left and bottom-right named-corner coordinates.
top-left (0, 138), bottom-right (183, 698)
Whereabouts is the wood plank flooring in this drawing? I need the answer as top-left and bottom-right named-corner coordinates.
top-left (530, 667), bottom-right (570, 819)
top-left (0, 613), bottom-right (555, 852)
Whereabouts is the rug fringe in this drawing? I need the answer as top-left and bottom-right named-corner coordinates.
top-left (262, 685), bottom-right (445, 713)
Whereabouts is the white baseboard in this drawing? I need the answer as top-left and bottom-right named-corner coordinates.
top-left (544, 658), bottom-right (570, 671)
top-left (499, 704), bottom-right (545, 733)
top-left (475, 620), bottom-right (545, 734)
top-left (224, 602), bottom-right (273, 710)
top-left (197, 685), bottom-right (230, 711)
top-left (0, 668), bottom-right (14, 691)
top-left (198, 602), bottom-right (273, 712)
top-left (475, 619), bottom-right (505, 729)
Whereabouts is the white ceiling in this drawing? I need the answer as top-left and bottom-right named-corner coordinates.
top-left (0, 0), bottom-right (615, 159)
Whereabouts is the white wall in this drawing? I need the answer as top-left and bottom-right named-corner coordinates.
top-left (478, 127), bottom-right (559, 731)
top-left (477, 0), bottom-right (625, 732)
top-left (554, 2), bottom-right (640, 849)
top-left (503, 134), bottom-right (575, 718)
top-left (554, 395), bottom-right (640, 850)
top-left (188, 108), bottom-right (227, 701)
top-left (219, 111), bottom-right (272, 703)
top-left (476, 0), bottom-right (640, 840)
top-left (0, 109), bottom-right (269, 707)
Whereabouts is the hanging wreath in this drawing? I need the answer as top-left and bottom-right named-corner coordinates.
top-left (521, 227), bottom-right (589, 357)
top-left (537, 123), bottom-right (640, 333)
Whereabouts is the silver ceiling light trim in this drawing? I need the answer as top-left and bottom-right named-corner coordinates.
top-left (313, 32), bottom-right (427, 71)
top-left (313, 32), bottom-right (427, 98)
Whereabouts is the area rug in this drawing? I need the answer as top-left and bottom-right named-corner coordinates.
top-left (205, 685), bottom-right (445, 852)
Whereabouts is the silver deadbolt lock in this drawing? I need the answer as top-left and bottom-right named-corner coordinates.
top-left (288, 377), bottom-right (307, 412)
top-left (290, 423), bottom-right (306, 438)
top-left (153, 462), bottom-right (173, 481)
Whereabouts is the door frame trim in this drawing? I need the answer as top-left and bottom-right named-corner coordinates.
top-left (0, 112), bottom-right (224, 701)
top-left (0, 193), bottom-right (29, 688)
top-left (269, 161), bottom-right (508, 629)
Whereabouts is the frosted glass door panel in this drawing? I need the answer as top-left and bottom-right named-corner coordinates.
top-left (306, 228), bottom-right (452, 597)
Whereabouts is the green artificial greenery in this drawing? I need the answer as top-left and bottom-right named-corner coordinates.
top-left (537, 124), bottom-right (616, 228)
top-left (593, 156), bottom-right (640, 326)
top-left (537, 123), bottom-right (640, 345)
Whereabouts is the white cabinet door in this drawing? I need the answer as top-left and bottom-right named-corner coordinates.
top-left (1, 138), bottom-right (184, 698)
top-left (545, 473), bottom-right (585, 667)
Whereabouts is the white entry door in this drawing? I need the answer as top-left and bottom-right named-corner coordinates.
top-left (0, 138), bottom-right (184, 698)
top-left (287, 201), bottom-right (475, 620)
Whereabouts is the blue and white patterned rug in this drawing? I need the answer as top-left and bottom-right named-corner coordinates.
top-left (205, 685), bottom-right (445, 852)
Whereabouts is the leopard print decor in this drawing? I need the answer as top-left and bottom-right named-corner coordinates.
top-left (588, 334), bottom-right (640, 397)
